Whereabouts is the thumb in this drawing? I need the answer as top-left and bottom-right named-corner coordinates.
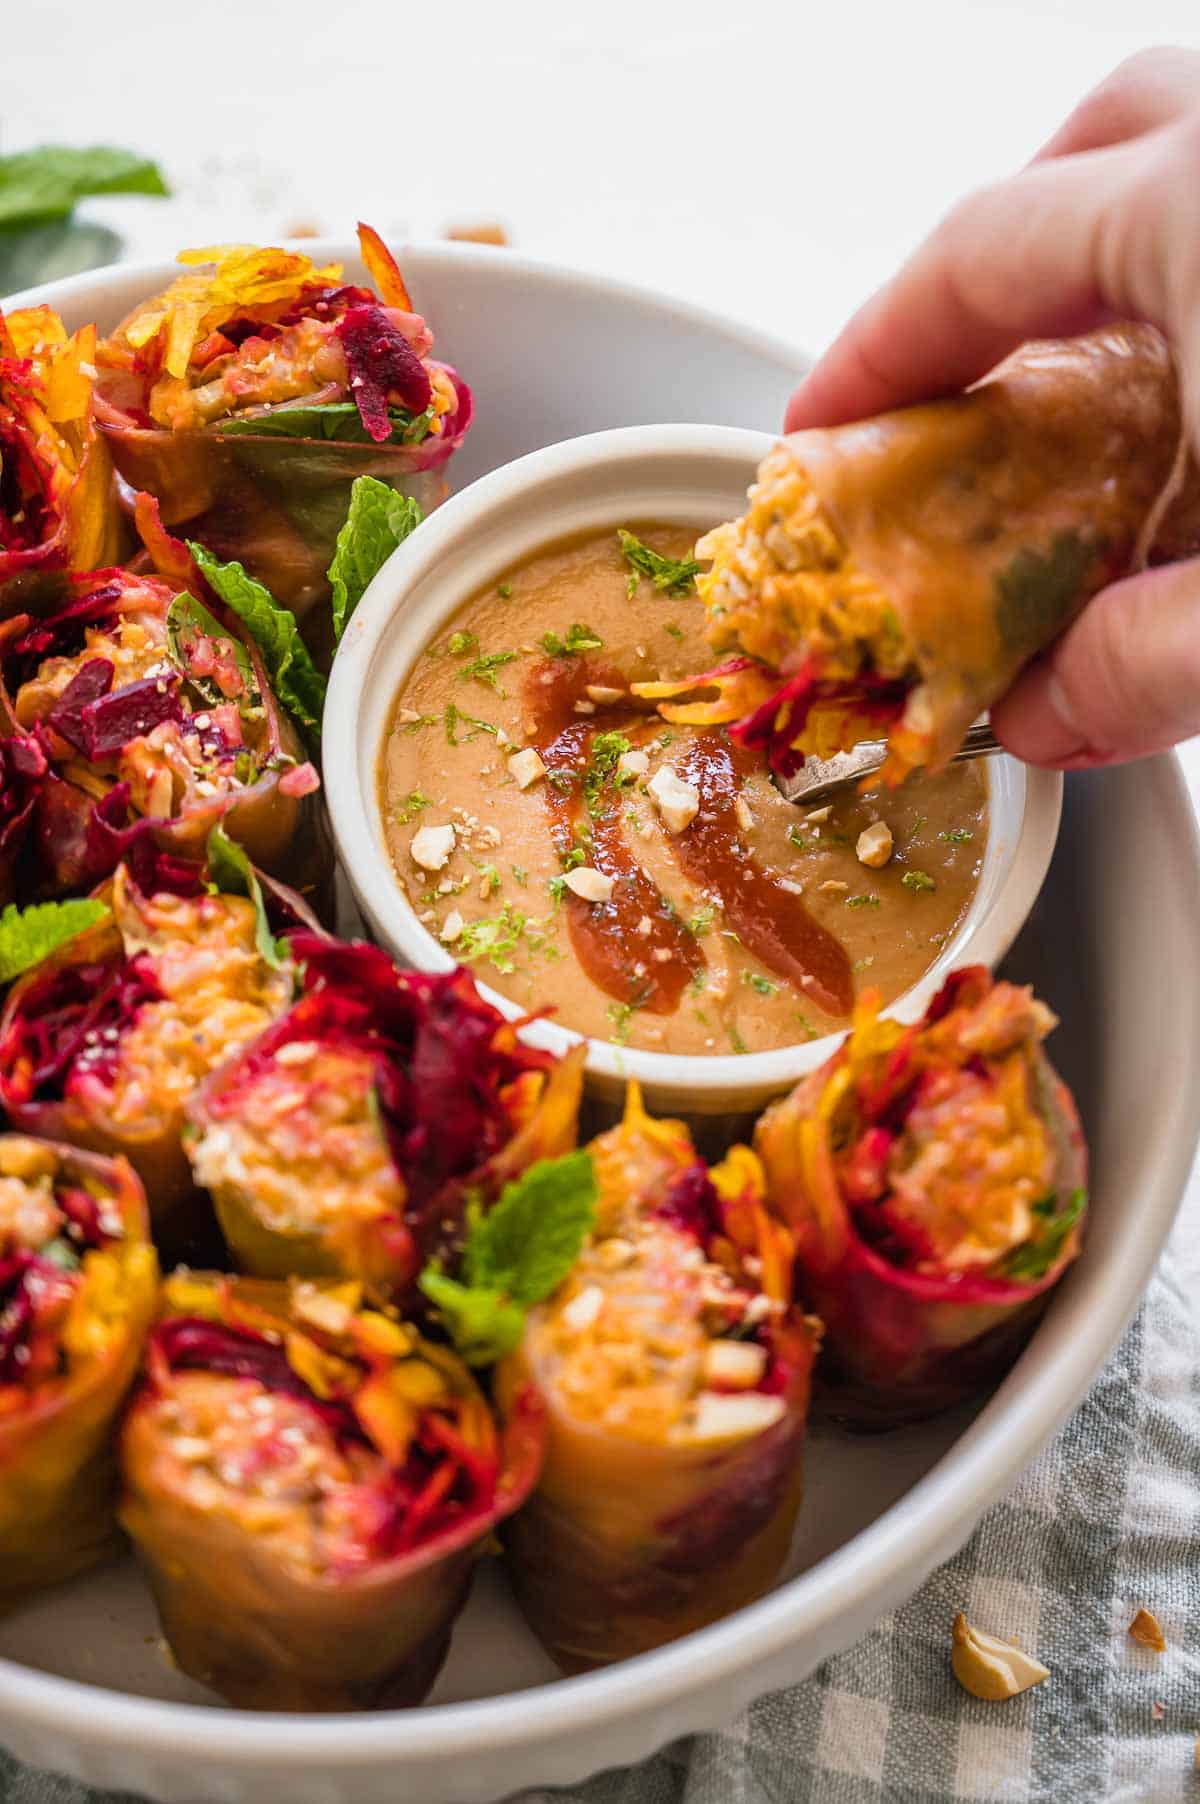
top-left (991, 557), bottom-right (1200, 767)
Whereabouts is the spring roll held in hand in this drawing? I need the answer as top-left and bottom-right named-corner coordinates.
top-left (640, 326), bottom-right (1200, 783)
top-left (0, 1137), bottom-right (156, 1611)
top-left (119, 1273), bottom-right (542, 1710)
top-left (495, 1089), bottom-right (818, 1670)
top-left (755, 967), bottom-right (1087, 1428)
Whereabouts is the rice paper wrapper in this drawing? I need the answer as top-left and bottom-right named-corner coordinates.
top-left (755, 1034), bottom-right (1088, 1430)
top-left (0, 1143), bottom-right (157, 1612)
top-left (96, 369), bottom-right (471, 620)
top-left (495, 1315), bottom-right (816, 1671)
top-left (786, 324), bottom-right (1200, 770)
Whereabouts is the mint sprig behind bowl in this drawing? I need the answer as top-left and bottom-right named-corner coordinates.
top-left (0, 145), bottom-right (168, 290)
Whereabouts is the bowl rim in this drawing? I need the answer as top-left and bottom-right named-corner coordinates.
top-left (324, 420), bottom-right (1062, 1097)
top-left (0, 751), bottom-right (1196, 1767)
top-left (1, 244), bottom-right (1192, 1781)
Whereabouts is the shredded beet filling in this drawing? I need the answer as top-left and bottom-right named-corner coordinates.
top-left (336, 304), bottom-right (433, 442)
top-left (0, 953), bottom-right (163, 1105)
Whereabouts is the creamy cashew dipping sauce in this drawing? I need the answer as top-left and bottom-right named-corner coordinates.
top-left (378, 525), bottom-right (987, 1055)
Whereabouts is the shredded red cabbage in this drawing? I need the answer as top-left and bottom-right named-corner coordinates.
top-left (215, 936), bottom-right (552, 1257)
top-left (0, 731), bottom-right (47, 875)
top-left (1, 584), bottom-right (122, 687)
top-left (337, 304), bottom-right (433, 442)
top-left (0, 952), bottom-right (162, 1105)
top-left (654, 1162), bottom-right (720, 1242)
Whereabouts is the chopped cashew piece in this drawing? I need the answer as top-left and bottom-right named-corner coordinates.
top-left (703, 1340), bottom-right (767, 1389)
top-left (689, 1391), bottom-right (785, 1443)
top-left (561, 1284), bottom-right (604, 1330)
top-left (1129, 1609), bottom-right (1167, 1652)
top-left (856, 821), bottom-right (894, 868)
top-left (440, 910), bottom-right (464, 943)
top-left (410, 822), bottom-right (456, 871)
top-left (564, 866), bottom-right (614, 903)
top-left (951, 1613), bottom-right (1050, 1700)
top-left (585, 684), bottom-right (626, 705)
top-left (818, 879), bottom-right (849, 895)
top-left (648, 765), bottom-right (700, 835)
top-left (804, 805), bottom-right (832, 824)
top-left (734, 793), bottom-right (755, 833)
top-left (617, 748), bottom-right (649, 778)
top-left (508, 747), bottom-right (547, 789)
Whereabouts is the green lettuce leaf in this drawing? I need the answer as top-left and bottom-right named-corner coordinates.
top-left (328, 476), bottom-right (424, 643)
top-left (189, 543), bottom-right (325, 749)
top-left (166, 592), bottom-right (258, 709)
top-left (0, 147), bottom-right (168, 228)
top-left (205, 824), bottom-right (288, 971)
top-left (419, 1150), bottom-right (597, 1365)
top-left (217, 402), bottom-right (435, 445)
top-left (0, 898), bottom-right (110, 985)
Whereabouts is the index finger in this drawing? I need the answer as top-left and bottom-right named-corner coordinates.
top-left (785, 141), bottom-right (1149, 432)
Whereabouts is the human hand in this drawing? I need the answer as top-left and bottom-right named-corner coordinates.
top-left (785, 48), bottom-right (1200, 769)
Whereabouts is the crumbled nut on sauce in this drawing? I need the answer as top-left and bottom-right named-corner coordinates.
top-left (585, 684), bottom-right (626, 705)
top-left (1129, 1608), bottom-right (1167, 1652)
top-left (819, 879), bottom-right (850, 895)
top-left (856, 821), bottom-right (894, 868)
top-left (440, 910), bottom-right (464, 943)
top-left (397, 707), bottom-right (423, 725)
top-left (804, 805), bottom-right (833, 824)
top-left (734, 793), bottom-right (755, 834)
top-left (648, 765), bottom-right (700, 834)
top-left (617, 749), bottom-right (649, 778)
top-left (950, 1613), bottom-right (1050, 1700)
top-left (564, 866), bottom-right (614, 904)
top-left (689, 1391), bottom-right (785, 1442)
top-left (573, 700), bottom-right (596, 715)
top-left (410, 822), bottom-right (456, 871)
top-left (508, 747), bottom-right (547, 790)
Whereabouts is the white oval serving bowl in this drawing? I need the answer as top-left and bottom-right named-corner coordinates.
top-left (326, 421), bottom-right (1062, 1114)
top-left (0, 242), bottom-right (1197, 1804)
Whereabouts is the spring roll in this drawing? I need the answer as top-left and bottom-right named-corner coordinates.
top-left (0, 1134), bottom-right (156, 1611)
top-left (186, 934), bottom-right (583, 1293)
top-left (495, 1089), bottom-right (818, 1670)
top-left (637, 326), bottom-right (1200, 783)
top-left (0, 855), bottom-right (298, 1243)
top-left (0, 560), bottom-right (326, 903)
top-left (0, 307), bottom-right (125, 612)
top-left (755, 966), bottom-right (1087, 1427)
top-left (120, 1271), bottom-right (543, 1709)
top-left (94, 225), bottom-right (473, 616)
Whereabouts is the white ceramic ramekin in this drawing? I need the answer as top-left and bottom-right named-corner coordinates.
top-left (325, 423), bottom-right (1063, 1113)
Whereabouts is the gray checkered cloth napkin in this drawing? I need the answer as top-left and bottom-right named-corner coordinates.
top-left (3, 1177), bottom-right (1198, 1804)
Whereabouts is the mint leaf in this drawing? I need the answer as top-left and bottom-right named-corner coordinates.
top-left (189, 543), bottom-right (325, 748)
top-left (464, 1150), bottom-right (596, 1299)
top-left (166, 592), bottom-right (258, 709)
top-left (541, 623), bottom-right (603, 657)
top-left (0, 898), bottom-right (109, 984)
top-left (419, 1151), bottom-right (597, 1365)
top-left (206, 824), bottom-right (287, 970)
top-left (217, 402), bottom-right (434, 446)
top-left (417, 1271), bottom-right (526, 1366)
top-left (0, 147), bottom-right (168, 228)
top-left (617, 529), bottom-right (702, 598)
top-left (1002, 1188), bottom-right (1087, 1282)
top-left (328, 476), bottom-right (424, 643)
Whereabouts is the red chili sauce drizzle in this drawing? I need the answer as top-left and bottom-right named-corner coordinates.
top-left (525, 658), bottom-right (854, 1021)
